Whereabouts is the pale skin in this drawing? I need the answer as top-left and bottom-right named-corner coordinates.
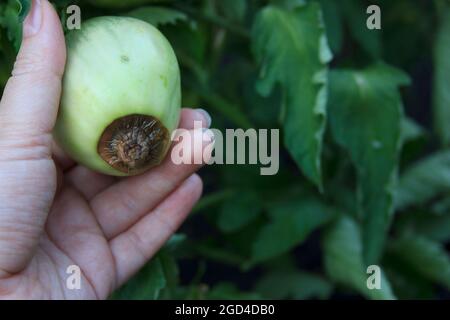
top-left (0, 0), bottom-right (210, 299)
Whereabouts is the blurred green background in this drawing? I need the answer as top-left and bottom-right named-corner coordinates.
top-left (1, 0), bottom-right (450, 300)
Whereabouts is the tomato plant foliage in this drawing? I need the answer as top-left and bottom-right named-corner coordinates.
top-left (1, 0), bottom-right (450, 300)
top-left (252, 3), bottom-right (332, 189)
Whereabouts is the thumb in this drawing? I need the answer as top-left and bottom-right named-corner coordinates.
top-left (0, 0), bottom-right (66, 149)
top-left (0, 0), bottom-right (66, 277)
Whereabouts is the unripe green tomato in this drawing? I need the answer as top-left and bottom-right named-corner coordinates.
top-left (86, 0), bottom-right (163, 9)
top-left (54, 16), bottom-right (181, 176)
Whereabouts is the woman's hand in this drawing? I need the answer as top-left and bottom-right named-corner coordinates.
top-left (0, 0), bottom-right (210, 299)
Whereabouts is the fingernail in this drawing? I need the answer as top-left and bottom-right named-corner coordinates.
top-left (23, 0), bottom-right (42, 38)
top-left (202, 128), bottom-right (215, 142)
top-left (186, 174), bottom-right (202, 187)
top-left (195, 108), bottom-right (212, 128)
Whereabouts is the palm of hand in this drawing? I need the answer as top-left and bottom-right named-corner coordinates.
top-left (0, 109), bottom-right (207, 300)
top-left (2, 162), bottom-right (118, 300)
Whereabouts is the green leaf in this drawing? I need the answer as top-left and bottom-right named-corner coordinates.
top-left (165, 233), bottom-right (187, 252)
top-left (252, 3), bottom-right (332, 189)
top-left (255, 270), bottom-right (332, 299)
top-left (0, 0), bottom-right (23, 51)
top-left (110, 234), bottom-right (183, 300)
top-left (192, 189), bottom-right (234, 215)
top-left (399, 117), bottom-right (427, 165)
top-left (328, 63), bottom-right (410, 264)
top-left (322, 216), bottom-right (396, 300)
top-left (383, 251), bottom-right (435, 299)
top-left (159, 251), bottom-right (178, 288)
top-left (430, 196), bottom-right (450, 215)
top-left (217, 190), bottom-right (262, 233)
top-left (162, 21), bottom-right (208, 77)
top-left (0, 60), bottom-right (9, 88)
top-left (398, 210), bottom-right (450, 243)
top-left (0, 28), bottom-right (15, 88)
top-left (433, 4), bottom-right (450, 146)
top-left (340, 0), bottom-right (382, 58)
top-left (86, 0), bottom-right (172, 9)
top-left (110, 257), bottom-right (166, 300)
top-left (206, 283), bottom-right (261, 300)
top-left (17, 0), bottom-right (31, 22)
top-left (242, 71), bottom-right (282, 127)
top-left (384, 268), bottom-right (434, 300)
top-left (126, 6), bottom-right (187, 27)
top-left (400, 117), bottom-right (426, 146)
top-left (158, 250), bottom-right (180, 299)
top-left (216, 0), bottom-right (247, 22)
top-left (195, 241), bottom-right (248, 267)
top-left (317, 0), bottom-right (343, 54)
top-left (270, 0), bottom-right (306, 10)
top-left (389, 234), bottom-right (450, 290)
top-left (395, 151), bottom-right (450, 210)
top-left (251, 199), bottom-right (334, 263)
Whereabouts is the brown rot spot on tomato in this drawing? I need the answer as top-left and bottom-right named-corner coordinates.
top-left (98, 114), bottom-right (170, 175)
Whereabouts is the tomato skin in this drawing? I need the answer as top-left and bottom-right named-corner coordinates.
top-left (54, 16), bottom-right (181, 176)
top-left (86, 0), bottom-right (162, 9)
